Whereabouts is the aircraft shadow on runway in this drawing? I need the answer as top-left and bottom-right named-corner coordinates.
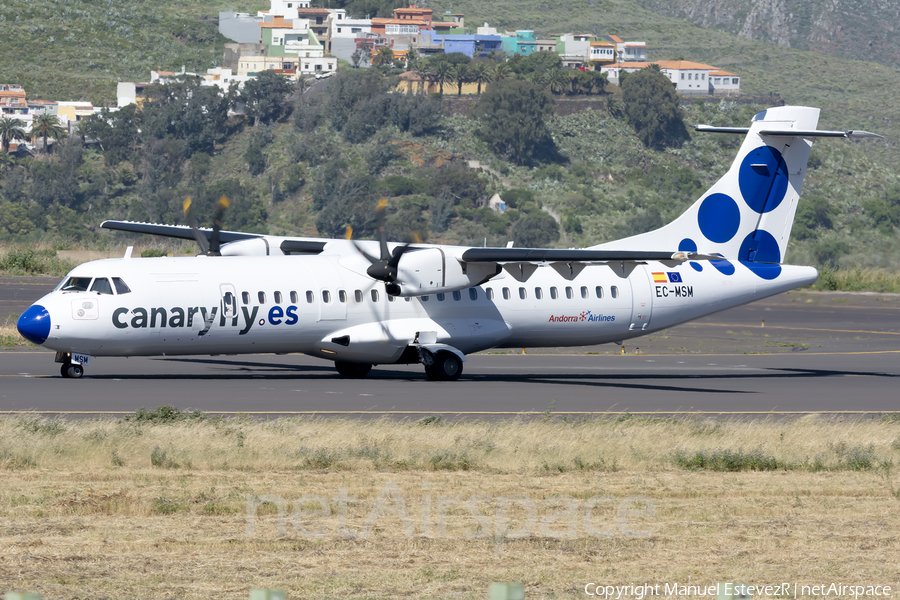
top-left (66, 357), bottom-right (898, 395)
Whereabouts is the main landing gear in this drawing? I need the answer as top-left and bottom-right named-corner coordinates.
top-left (60, 362), bottom-right (84, 379)
top-left (423, 350), bottom-right (463, 381)
top-left (334, 361), bottom-right (373, 378)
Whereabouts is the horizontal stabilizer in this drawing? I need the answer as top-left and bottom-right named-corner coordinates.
top-left (460, 248), bottom-right (715, 263)
top-left (101, 220), bottom-right (259, 243)
top-left (694, 124), bottom-right (883, 139)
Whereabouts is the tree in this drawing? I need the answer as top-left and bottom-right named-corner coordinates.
top-left (548, 69), bottom-right (570, 95)
top-left (405, 49), bottom-right (420, 72)
top-left (621, 64), bottom-right (689, 149)
top-left (470, 62), bottom-right (493, 95)
top-left (590, 71), bottom-right (609, 95)
top-left (430, 61), bottom-right (453, 95)
top-left (493, 62), bottom-right (511, 82)
top-left (474, 79), bottom-right (557, 165)
top-left (0, 117), bottom-right (27, 153)
top-left (30, 114), bottom-right (67, 153)
top-left (373, 45), bottom-right (394, 67)
top-left (451, 63), bottom-right (470, 96)
top-left (240, 71), bottom-right (295, 127)
top-left (512, 210), bottom-right (559, 247)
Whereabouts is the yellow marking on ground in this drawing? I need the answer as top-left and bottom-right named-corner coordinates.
top-left (696, 323), bottom-right (900, 335)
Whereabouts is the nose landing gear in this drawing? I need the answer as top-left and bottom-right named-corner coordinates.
top-left (60, 363), bottom-right (84, 379)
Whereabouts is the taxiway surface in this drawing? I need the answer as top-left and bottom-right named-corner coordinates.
top-left (2, 277), bottom-right (898, 416)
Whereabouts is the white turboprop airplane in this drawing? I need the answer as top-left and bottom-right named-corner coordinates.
top-left (17, 106), bottom-right (881, 380)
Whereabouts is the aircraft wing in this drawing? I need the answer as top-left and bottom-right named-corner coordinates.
top-left (101, 220), bottom-right (261, 244)
top-left (459, 248), bottom-right (719, 263)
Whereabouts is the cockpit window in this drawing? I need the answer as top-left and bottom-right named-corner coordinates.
top-left (61, 277), bottom-right (92, 292)
top-left (90, 278), bottom-right (113, 295)
top-left (113, 277), bottom-right (131, 295)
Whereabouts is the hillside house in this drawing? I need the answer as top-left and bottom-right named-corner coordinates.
top-left (237, 54), bottom-right (336, 77)
top-left (601, 60), bottom-right (739, 96)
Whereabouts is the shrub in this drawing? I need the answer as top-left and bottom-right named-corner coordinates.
top-left (671, 447), bottom-right (783, 471)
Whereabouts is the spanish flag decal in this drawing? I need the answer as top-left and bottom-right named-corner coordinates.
top-left (652, 272), bottom-right (667, 283)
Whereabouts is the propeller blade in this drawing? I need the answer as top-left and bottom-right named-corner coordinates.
top-left (182, 197), bottom-right (210, 255)
top-left (375, 197), bottom-right (389, 261)
top-left (209, 195), bottom-right (230, 256)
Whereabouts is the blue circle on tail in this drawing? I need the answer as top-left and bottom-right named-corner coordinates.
top-left (697, 194), bottom-right (741, 243)
top-left (739, 146), bottom-right (789, 214)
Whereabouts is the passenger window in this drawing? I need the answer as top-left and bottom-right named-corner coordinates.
top-left (437, 293), bottom-right (445, 301)
top-left (355, 290), bottom-right (363, 303)
top-left (275, 291), bottom-right (283, 304)
top-left (487, 288), bottom-right (494, 300)
top-left (322, 290), bottom-right (331, 303)
top-left (611, 286), bottom-right (619, 299)
top-left (90, 278), bottom-right (113, 295)
top-left (502, 287), bottom-right (510, 300)
top-left (550, 286), bottom-right (558, 299)
top-left (339, 290), bottom-right (347, 303)
top-left (595, 286), bottom-right (603, 299)
top-left (422, 295), bottom-right (429, 301)
top-left (61, 277), bottom-right (92, 292)
top-left (453, 291), bottom-right (461, 301)
top-left (469, 288), bottom-right (478, 301)
top-left (566, 286), bottom-right (573, 299)
top-left (581, 286), bottom-right (588, 299)
top-left (224, 291), bottom-right (234, 306)
top-left (306, 291), bottom-right (314, 303)
top-left (404, 297), bottom-right (411, 302)
top-left (290, 291), bottom-right (298, 304)
top-left (519, 287), bottom-right (527, 300)
top-left (387, 293), bottom-right (394, 302)
top-left (113, 277), bottom-right (131, 295)
top-left (534, 287), bottom-right (543, 300)
top-left (258, 291), bottom-right (266, 304)
top-left (371, 289), bottom-right (379, 302)
top-left (242, 291), bottom-right (250, 304)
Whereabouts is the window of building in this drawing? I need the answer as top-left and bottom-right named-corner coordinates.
top-left (688, 73), bottom-right (692, 80)
top-left (274, 291), bottom-right (283, 304)
top-left (550, 286), bottom-right (558, 299)
top-left (306, 291), bottom-right (314, 303)
top-left (469, 288), bottom-right (478, 301)
top-left (581, 286), bottom-right (588, 299)
top-left (290, 291), bottom-right (298, 304)
top-left (519, 287), bottom-right (527, 300)
top-left (339, 290), bottom-right (347, 303)
top-left (337, 27), bottom-right (342, 33)
top-left (502, 287), bottom-right (510, 300)
top-left (701, 74), bottom-right (705, 80)
top-left (242, 291), bottom-right (250, 304)
top-left (680, 73), bottom-right (684, 80)
top-left (534, 287), bottom-right (543, 300)
top-left (611, 286), bottom-right (618, 299)
top-left (258, 291), bottom-right (266, 304)
top-left (732, 78), bottom-right (739, 84)
top-left (595, 286), bottom-right (603, 299)
top-left (322, 290), bottom-right (331, 303)
top-left (566, 286), bottom-right (573, 299)
top-left (354, 289), bottom-right (363, 303)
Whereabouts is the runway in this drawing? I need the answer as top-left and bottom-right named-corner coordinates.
top-left (2, 276), bottom-right (899, 416)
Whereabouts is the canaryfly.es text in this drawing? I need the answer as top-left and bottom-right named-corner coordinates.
top-left (583, 583), bottom-right (892, 598)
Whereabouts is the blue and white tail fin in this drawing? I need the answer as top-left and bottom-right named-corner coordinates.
top-left (593, 106), bottom-right (825, 266)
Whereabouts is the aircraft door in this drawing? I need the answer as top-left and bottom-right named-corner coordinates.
top-left (628, 267), bottom-right (653, 331)
top-left (314, 258), bottom-right (347, 322)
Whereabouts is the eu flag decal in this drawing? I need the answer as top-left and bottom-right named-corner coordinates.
top-left (667, 272), bottom-right (683, 283)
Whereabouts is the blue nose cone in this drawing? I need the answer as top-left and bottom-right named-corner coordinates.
top-left (17, 304), bottom-right (51, 345)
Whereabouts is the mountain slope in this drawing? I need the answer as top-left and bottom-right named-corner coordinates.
top-left (630, 0), bottom-right (900, 70)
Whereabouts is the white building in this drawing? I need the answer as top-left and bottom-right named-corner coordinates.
top-left (600, 60), bottom-right (739, 96)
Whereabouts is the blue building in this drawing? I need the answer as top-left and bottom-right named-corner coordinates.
top-left (500, 30), bottom-right (537, 56)
top-left (419, 33), bottom-right (502, 58)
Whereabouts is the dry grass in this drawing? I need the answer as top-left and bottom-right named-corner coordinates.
top-left (3, 414), bottom-right (900, 598)
top-left (0, 323), bottom-right (28, 347)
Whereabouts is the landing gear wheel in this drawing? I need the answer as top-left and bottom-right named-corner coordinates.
top-left (335, 361), bottom-right (372, 378)
top-left (60, 363), bottom-right (70, 378)
top-left (64, 364), bottom-right (84, 379)
top-left (425, 351), bottom-right (463, 381)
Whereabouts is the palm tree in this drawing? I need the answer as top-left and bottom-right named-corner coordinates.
top-left (591, 71), bottom-right (609, 95)
top-left (548, 69), bottom-right (570, 95)
top-left (431, 61), bottom-right (453, 95)
top-left (30, 114), bottom-right (66, 153)
top-left (296, 76), bottom-right (310, 105)
top-left (451, 63), bottom-right (470, 96)
top-left (415, 63), bottom-right (432, 95)
top-left (405, 49), bottom-right (420, 72)
top-left (0, 117), bottom-right (27, 153)
top-left (493, 62), bottom-right (511, 82)
top-left (471, 62), bottom-right (493, 95)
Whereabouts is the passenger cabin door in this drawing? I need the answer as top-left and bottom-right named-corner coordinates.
top-left (629, 267), bottom-right (653, 331)
top-left (220, 284), bottom-right (237, 321)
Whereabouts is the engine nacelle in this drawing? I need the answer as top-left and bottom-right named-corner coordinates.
top-left (391, 248), bottom-right (500, 296)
